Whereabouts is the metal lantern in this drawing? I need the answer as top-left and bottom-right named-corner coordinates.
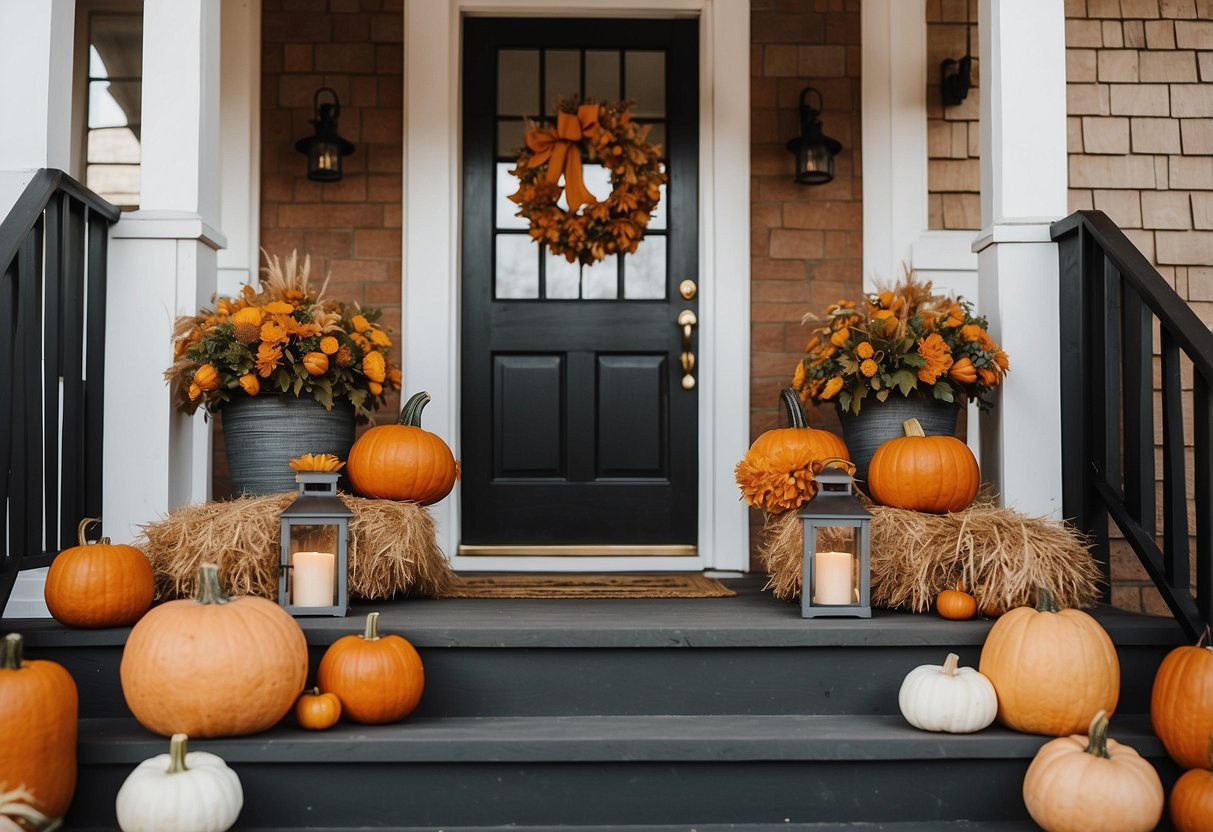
top-left (786, 87), bottom-right (842, 185)
top-left (798, 468), bottom-right (871, 618)
top-left (294, 86), bottom-right (356, 182)
top-left (278, 472), bottom-right (351, 616)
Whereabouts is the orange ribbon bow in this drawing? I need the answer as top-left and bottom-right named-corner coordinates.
top-left (522, 104), bottom-right (601, 211)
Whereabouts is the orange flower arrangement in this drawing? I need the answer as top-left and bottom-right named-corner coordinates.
top-left (166, 250), bottom-right (402, 419)
top-left (793, 273), bottom-right (1009, 414)
top-left (509, 99), bottom-right (667, 266)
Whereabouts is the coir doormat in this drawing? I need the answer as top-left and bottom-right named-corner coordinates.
top-left (442, 573), bottom-right (736, 599)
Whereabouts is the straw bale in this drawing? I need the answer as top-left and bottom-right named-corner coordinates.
top-left (759, 497), bottom-right (1102, 613)
top-left (139, 493), bottom-right (454, 600)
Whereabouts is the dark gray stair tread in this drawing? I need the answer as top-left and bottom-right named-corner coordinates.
top-left (8, 576), bottom-right (1187, 649)
top-left (77, 713), bottom-right (1165, 765)
top-left (224, 824), bottom-right (1039, 831)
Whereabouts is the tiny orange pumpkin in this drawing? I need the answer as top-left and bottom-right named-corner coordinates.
top-left (936, 584), bottom-right (977, 620)
top-left (295, 687), bottom-right (341, 731)
top-left (302, 351), bottom-right (329, 376)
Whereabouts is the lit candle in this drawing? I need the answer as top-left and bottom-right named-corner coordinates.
top-left (814, 550), bottom-right (854, 605)
top-left (292, 551), bottom-right (335, 607)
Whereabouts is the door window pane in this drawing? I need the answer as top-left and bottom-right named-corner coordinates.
top-left (585, 50), bottom-right (620, 101)
top-left (624, 235), bottom-right (666, 299)
top-left (545, 50), bottom-right (580, 110)
top-left (545, 249), bottom-right (580, 299)
top-left (648, 182), bottom-right (667, 231)
top-left (496, 235), bottom-right (539, 299)
top-left (497, 120), bottom-right (526, 158)
top-left (625, 51), bottom-right (665, 117)
top-left (496, 163), bottom-right (528, 229)
top-left (498, 50), bottom-right (539, 116)
top-left (582, 256), bottom-right (618, 299)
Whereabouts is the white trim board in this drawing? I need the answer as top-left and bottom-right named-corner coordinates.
top-left (402, 0), bottom-right (751, 572)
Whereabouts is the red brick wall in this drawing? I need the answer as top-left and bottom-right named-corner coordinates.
top-left (750, 0), bottom-right (863, 565)
top-left (218, 0), bottom-right (402, 498)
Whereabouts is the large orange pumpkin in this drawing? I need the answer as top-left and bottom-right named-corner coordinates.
top-left (120, 563), bottom-right (308, 737)
top-left (867, 418), bottom-right (979, 513)
top-left (317, 611), bottom-right (424, 724)
top-left (0, 633), bottom-right (78, 820)
top-left (44, 518), bottom-right (154, 628)
top-left (1022, 710), bottom-right (1163, 832)
top-left (347, 391), bottom-right (458, 504)
top-left (747, 387), bottom-right (850, 464)
top-left (1151, 628), bottom-right (1213, 769)
top-left (979, 586), bottom-right (1120, 736)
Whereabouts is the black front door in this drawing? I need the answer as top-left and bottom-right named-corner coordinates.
top-left (460, 18), bottom-right (699, 550)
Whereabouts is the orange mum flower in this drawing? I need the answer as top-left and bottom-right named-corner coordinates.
top-left (369, 329), bottom-right (392, 348)
top-left (960, 324), bottom-right (984, 343)
top-left (256, 342), bottom-right (283, 377)
top-left (821, 377), bottom-right (844, 400)
top-left (231, 307), bottom-right (263, 345)
top-left (387, 367), bottom-right (402, 390)
top-left (264, 301), bottom-right (295, 315)
top-left (319, 336), bottom-right (339, 355)
top-left (860, 359), bottom-right (879, 378)
top-left (260, 320), bottom-right (288, 344)
top-left (830, 327), bottom-right (851, 347)
top-left (856, 341), bottom-right (874, 359)
top-left (916, 333), bottom-right (953, 385)
top-left (351, 314), bottom-right (371, 333)
top-left (994, 350), bottom-right (1010, 372)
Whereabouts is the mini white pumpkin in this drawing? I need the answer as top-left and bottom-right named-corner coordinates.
top-left (115, 733), bottom-right (243, 832)
top-left (898, 652), bottom-right (998, 733)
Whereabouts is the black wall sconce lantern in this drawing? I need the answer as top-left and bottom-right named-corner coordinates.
top-left (940, 11), bottom-right (973, 107)
top-left (786, 87), bottom-right (842, 186)
top-left (295, 87), bottom-right (356, 182)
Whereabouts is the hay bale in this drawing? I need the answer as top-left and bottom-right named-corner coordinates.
top-left (759, 497), bottom-right (1102, 613)
top-left (140, 493), bottom-right (454, 601)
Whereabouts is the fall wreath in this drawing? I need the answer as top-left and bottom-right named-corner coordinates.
top-left (509, 99), bottom-right (667, 266)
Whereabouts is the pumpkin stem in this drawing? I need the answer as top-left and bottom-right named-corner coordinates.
top-left (76, 516), bottom-right (101, 546)
top-left (1035, 586), bottom-right (1061, 613)
top-left (1083, 710), bottom-right (1110, 759)
top-left (194, 563), bottom-right (230, 606)
top-left (363, 611), bottom-right (382, 641)
top-left (901, 418), bottom-right (926, 438)
top-left (779, 387), bottom-right (809, 429)
top-left (399, 391), bottom-right (431, 427)
top-left (941, 653), bottom-right (960, 676)
top-left (166, 733), bottom-right (191, 774)
top-left (2, 633), bottom-right (23, 670)
top-left (1199, 624), bottom-right (1210, 649)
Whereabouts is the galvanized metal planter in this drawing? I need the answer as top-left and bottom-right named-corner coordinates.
top-left (222, 395), bottom-right (355, 496)
top-left (837, 395), bottom-right (960, 489)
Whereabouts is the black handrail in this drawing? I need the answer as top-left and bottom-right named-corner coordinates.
top-left (1053, 210), bottom-right (1212, 639)
top-left (0, 170), bottom-right (120, 614)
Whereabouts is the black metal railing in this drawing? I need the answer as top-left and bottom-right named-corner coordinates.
top-left (1054, 210), bottom-right (1212, 639)
top-left (0, 170), bottom-right (120, 614)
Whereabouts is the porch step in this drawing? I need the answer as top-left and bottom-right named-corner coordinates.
top-left (67, 713), bottom-right (1176, 828)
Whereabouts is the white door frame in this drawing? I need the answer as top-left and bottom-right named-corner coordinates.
top-left (402, 0), bottom-right (751, 572)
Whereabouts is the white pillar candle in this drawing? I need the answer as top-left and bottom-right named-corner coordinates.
top-left (292, 551), bottom-right (336, 607)
top-left (814, 550), bottom-right (854, 605)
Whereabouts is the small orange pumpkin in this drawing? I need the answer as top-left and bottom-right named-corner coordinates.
top-left (302, 351), bottom-right (329, 376)
top-left (868, 418), bottom-right (979, 513)
top-left (193, 363), bottom-right (219, 390)
top-left (316, 612), bottom-right (424, 725)
top-left (747, 388), bottom-right (850, 465)
top-left (1151, 627), bottom-right (1213, 770)
top-left (948, 356), bottom-right (978, 384)
top-left (1170, 740), bottom-right (1213, 832)
top-left (936, 584), bottom-right (977, 620)
top-left (347, 392), bottom-right (458, 504)
top-left (44, 518), bottom-right (154, 629)
top-left (979, 586), bottom-right (1119, 736)
top-left (0, 633), bottom-right (78, 820)
top-left (295, 687), bottom-right (342, 731)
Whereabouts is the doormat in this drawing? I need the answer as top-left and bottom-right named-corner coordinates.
top-left (441, 573), bottom-right (736, 600)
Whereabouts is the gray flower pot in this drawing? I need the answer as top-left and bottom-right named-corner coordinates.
top-left (837, 395), bottom-right (960, 490)
top-left (222, 395), bottom-right (355, 496)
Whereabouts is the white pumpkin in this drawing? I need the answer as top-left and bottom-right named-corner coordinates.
top-left (116, 733), bottom-right (243, 832)
top-left (898, 652), bottom-right (998, 733)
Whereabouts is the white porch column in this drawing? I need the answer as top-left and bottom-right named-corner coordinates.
top-left (0, 0), bottom-right (76, 214)
top-left (975, 0), bottom-right (1068, 517)
top-left (104, 0), bottom-right (225, 544)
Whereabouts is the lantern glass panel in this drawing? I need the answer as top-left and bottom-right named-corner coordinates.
top-left (796, 144), bottom-right (834, 184)
top-left (310, 141), bottom-right (343, 181)
top-left (285, 523), bottom-right (340, 608)
top-left (810, 525), bottom-right (859, 606)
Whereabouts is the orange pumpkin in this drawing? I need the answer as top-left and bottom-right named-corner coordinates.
top-left (347, 391), bottom-right (458, 504)
top-left (1022, 710), bottom-right (1163, 832)
top-left (936, 584), bottom-right (977, 620)
top-left (317, 612), bottom-right (424, 724)
top-left (0, 633), bottom-right (78, 820)
top-left (979, 586), bottom-right (1119, 736)
top-left (948, 356), bottom-right (978, 384)
top-left (295, 687), bottom-right (342, 731)
top-left (868, 418), bottom-right (979, 513)
top-left (747, 387), bottom-right (850, 465)
top-left (120, 563), bottom-right (308, 738)
top-left (302, 351), bottom-right (329, 376)
top-left (1151, 628), bottom-right (1213, 769)
top-left (1170, 745), bottom-right (1213, 832)
top-left (44, 518), bottom-right (154, 629)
